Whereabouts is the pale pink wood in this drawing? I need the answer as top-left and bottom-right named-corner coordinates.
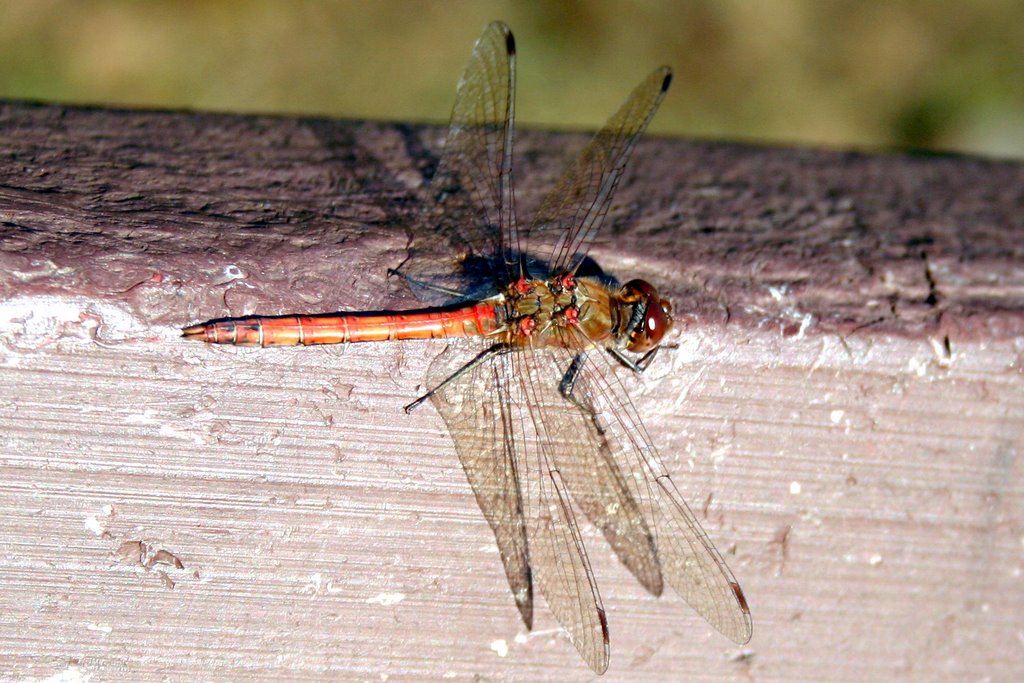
top-left (0, 101), bottom-right (1021, 680)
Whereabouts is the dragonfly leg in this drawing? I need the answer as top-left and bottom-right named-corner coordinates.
top-left (404, 343), bottom-right (513, 413)
top-left (558, 351), bottom-right (588, 407)
top-left (559, 352), bottom-right (609, 437)
top-left (607, 345), bottom-right (661, 374)
top-left (387, 268), bottom-right (465, 299)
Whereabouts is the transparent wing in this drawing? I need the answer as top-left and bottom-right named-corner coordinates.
top-left (522, 343), bottom-right (663, 598)
top-left (507, 347), bottom-right (610, 674)
top-left (426, 340), bottom-right (533, 628)
top-left (559, 326), bottom-right (754, 645)
top-left (428, 340), bottom-right (611, 674)
top-left (527, 67), bottom-right (672, 275)
top-left (400, 21), bottom-right (518, 304)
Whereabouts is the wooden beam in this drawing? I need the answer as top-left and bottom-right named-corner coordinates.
top-left (1, 100), bottom-right (1022, 680)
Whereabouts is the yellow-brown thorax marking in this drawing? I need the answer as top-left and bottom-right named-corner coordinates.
top-left (497, 276), bottom-right (618, 350)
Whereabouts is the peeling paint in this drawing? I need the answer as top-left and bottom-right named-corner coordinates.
top-left (365, 592), bottom-right (405, 606)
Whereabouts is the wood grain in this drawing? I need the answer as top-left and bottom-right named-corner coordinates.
top-left (1, 101), bottom-right (1022, 681)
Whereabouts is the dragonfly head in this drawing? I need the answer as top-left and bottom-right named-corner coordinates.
top-left (619, 279), bottom-right (674, 353)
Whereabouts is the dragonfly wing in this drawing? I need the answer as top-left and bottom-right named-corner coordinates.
top-left (527, 66), bottom-right (672, 275)
top-left (563, 327), bottom-right (754, 645)
top-left (400, 21), bottom-right (518, 304)
top-left (507, 348), bottom-right (611, 674)
top-left (427, 341), bottom-right (611, 672)
top-left (426, 341), bottom-right (533, 628)
top-left (526, 339), bottom-right (663, 597)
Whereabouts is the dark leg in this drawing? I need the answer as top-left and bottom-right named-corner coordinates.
top-left (558, 351), bottom-right (592, 413)
top-left (404, 343), bottom-right (513, 413)
top-left (558, 351), bottom-right (606, 436)
top-left (608, 344), bottom-right (661, 374)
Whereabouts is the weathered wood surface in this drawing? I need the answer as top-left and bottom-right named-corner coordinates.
top-left (0, 100), bottom-right (1022, 681)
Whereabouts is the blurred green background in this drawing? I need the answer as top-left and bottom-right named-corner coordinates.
top-left (2, 0), bottom-right (1023, 158)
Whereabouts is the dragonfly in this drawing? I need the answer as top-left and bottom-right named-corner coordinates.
top-left (183, 21), bottom-right (751, 674)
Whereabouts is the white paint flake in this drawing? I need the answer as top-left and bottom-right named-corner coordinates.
top-left (490, 639), bottom-right (509, 657)
top-left (365, 592), bottom-right (405, 606)
top-left (18, 663), bottom-right (91, 683)
top-left (83, 505), bottom-right (114, 536)
top-left (85, 622), bottom-right (112, 636)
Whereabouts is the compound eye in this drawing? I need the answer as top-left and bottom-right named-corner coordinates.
top-left (639, 297), bottom-right (670, 349)
top-left (622, 279), bottom-right (674, 353)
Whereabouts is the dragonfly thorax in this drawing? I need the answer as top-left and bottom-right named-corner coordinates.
top-left (500, 276), bottom-right (616, 349)
top-left (497, 275), bottom-right (672, 355)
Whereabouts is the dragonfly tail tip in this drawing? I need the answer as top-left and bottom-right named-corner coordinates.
top-left (181, 324), bottom-right (206, 340)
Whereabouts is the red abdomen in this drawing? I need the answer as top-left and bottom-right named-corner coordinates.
top-left (182, 302), bottom-right (500, 347)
